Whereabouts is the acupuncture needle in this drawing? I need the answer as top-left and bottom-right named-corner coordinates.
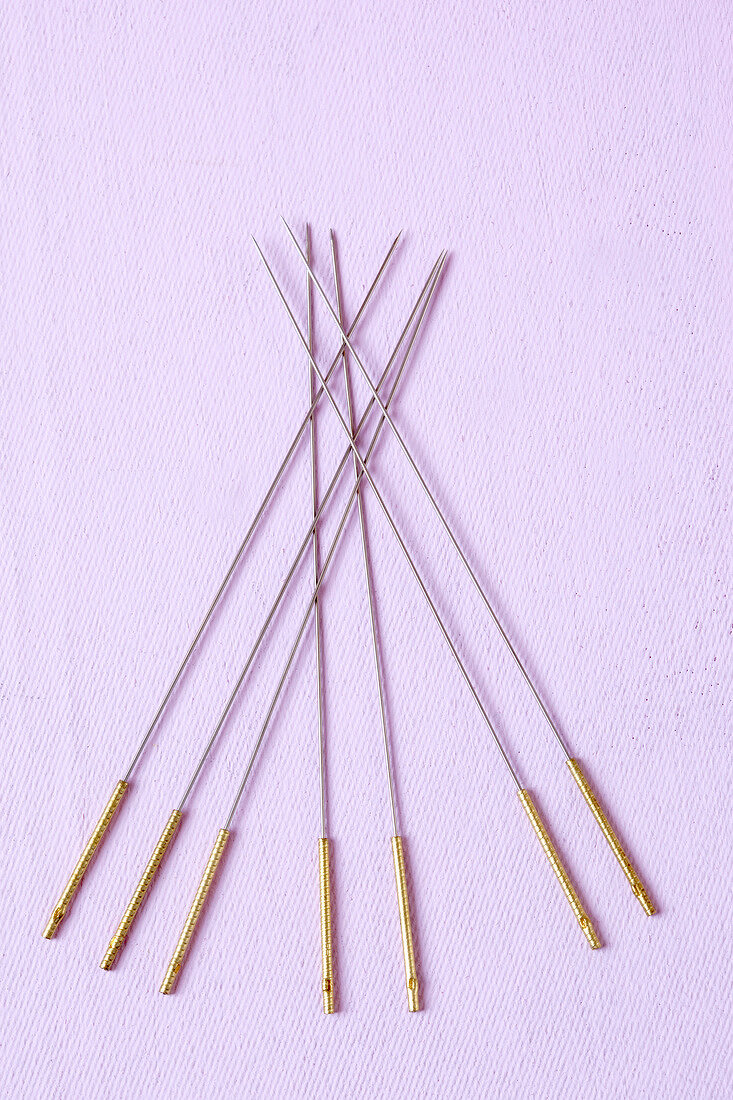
top-left (159, 253), bottom-right (446, 994)
top-left (306, 228), bottom-right (335, 1015)
top-left (283, 218), bottom-right (655, 917)
top-left (331, 230), bottom-right (418, 1011)
top-left (99, 254), bottom-right (444, 971)
top-left (255, 237), bottom-right (601, 949)
top-left (43, 234), bottom-right (401, 941)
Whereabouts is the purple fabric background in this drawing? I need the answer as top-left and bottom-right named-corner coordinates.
top-left (1, 3), bottom-right (731, 1097)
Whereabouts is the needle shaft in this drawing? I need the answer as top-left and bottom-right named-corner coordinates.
top-left (224, 255), bottom-right (446, 830)
top-left (176, 254), bottom-right (445, 811)
top-left (306, 227), bottom-right (327, 839)
top-left (331, 231), bottom-right (398, 835)
top-left (283, 219), bottom-right (572, 761)
top-left (254, 238), bottom-right (521, 789)
top-left (122, 233), bottom-right (401, 783)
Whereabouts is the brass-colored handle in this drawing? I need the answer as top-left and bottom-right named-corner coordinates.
top-left (160, 828), bottom-right (229, 994)
top-left (567, 759), bottom-right (655, 915)
top-left (392, 836), bottom-right (420, 1011)
top-left (43, 780), bottom-right (129, 939)
top-left (518, 789), bottom-right (601, 949)
top-left (318, 838), bottom-right (335, 1013)
top-left (101, 809), bottom-right (183, 970)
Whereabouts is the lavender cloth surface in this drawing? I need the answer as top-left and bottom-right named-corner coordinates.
top-left (1, 4), bottom-right (731, 1098)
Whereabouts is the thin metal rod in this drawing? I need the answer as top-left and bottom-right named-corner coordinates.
top-left (331, 231), bottom-right (398, 835)
top-left (176, 255), bottom-right (444, 811)
top-left (306, 227), bottom-right (327, 839)
top-left (254, 238), bottom-right (522, 790)
top-left (282, 218), bottom-right (572, 761)
top-left (224, 255), bottom-right (446, 830)
top-left (122, 232), bottom-right (401, 783)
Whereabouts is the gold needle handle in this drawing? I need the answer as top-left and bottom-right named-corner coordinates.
top-left (101, 809), bottom-right (183, 970)
top-left (43, 780), bottom-right (129, 939)
top-left (518, 789), bottom-right (601, 949)
top-left (391, 836), bottom-right (420, 1011)
top-left (567, 759), bottom-right (655, 915)
top-left (318, 838), bottom-right (335, 1014)
top-left (160, 828), bottom-right (229, 994)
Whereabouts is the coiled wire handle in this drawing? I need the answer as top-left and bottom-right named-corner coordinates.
top-left (567, 760), bottom-right (654, 915)
top-left (101, 809), bottom-right (183, 969)
top-left (43, 780), bottom-right (128, 938)
top-left (160, 828), bottom-right (229, 994)
top-left (392, 836), bottom-right (419, 1011)
top-left (519, 790), bottom-right (601, 949)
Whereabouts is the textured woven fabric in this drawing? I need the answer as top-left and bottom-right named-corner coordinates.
top-left (1, 3), bottom-right (731, 1097)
